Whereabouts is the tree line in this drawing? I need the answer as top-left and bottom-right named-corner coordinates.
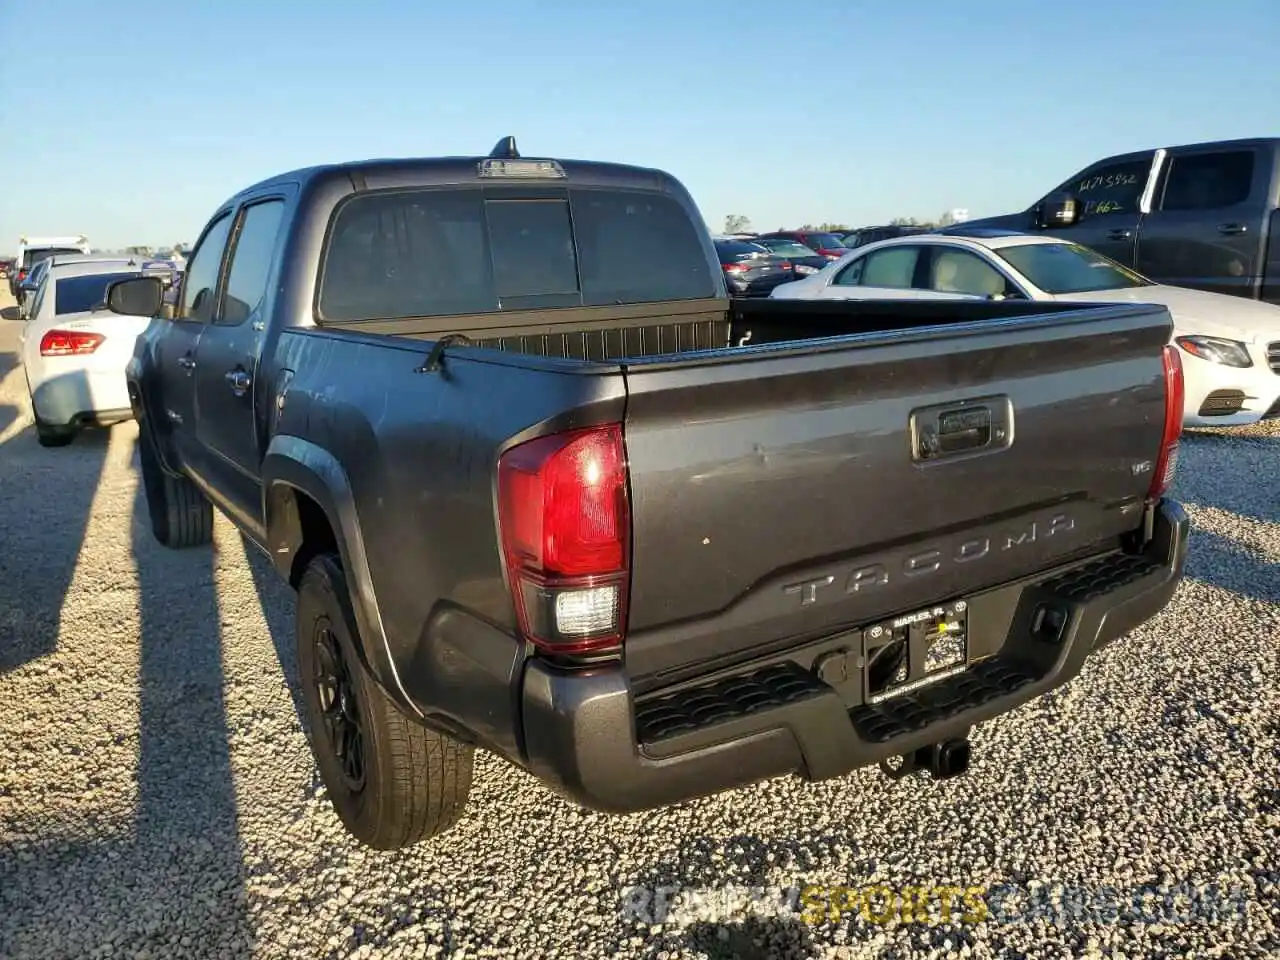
top-left (722, 213), bottom-right (962, 234)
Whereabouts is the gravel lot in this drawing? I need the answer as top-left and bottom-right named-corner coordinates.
top-left (1, 292), bottom-right (1277, 960)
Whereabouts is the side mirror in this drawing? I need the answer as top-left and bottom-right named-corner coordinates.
top-left (0, 306), bottom-right (21, 321)
top-left (1036, 192), bottom-right (1080, 229)
top-left (105, 276), bottom-right (164, 317)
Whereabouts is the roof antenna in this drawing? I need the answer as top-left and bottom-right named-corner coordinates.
top-left (489, 136), bottom-right (520, 159)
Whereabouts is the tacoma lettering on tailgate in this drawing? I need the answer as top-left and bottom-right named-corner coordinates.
top-left (783, 512), bottom-right (1076, 608)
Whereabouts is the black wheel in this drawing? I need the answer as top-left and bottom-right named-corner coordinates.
top-left (35, 419), bottom-right (75, 447)
top-left (137, 426), bottom-right (213, 548)
top-left (296, 553), bottom-right (474, 850)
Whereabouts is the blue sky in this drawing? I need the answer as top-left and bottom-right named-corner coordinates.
top-left (1, 0), bottom-right (1276, 248)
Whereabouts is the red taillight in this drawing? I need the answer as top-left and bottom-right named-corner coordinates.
top-left (1149, 344), bottom-right (1184, 500)
top-left (40, 330), bottom-right (105, 356)
top-left (723, 262), bottom-right (748, 273)
top-left (497, 423), bottom-right (631, 657)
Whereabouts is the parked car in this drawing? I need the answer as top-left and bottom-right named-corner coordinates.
top-left (843, 225), bottom-right (931, 249)
top-left (10, 235), bottom-right (91, 301)
top-left (5, 257), bottom-right (175, 445)
top-left (951, 137), bottom-right (1280, 304)
top-left (17, 254), bottom-right (140, 320)
top-left (751, 237), bottom-right (829, 275)
top-left (0, 258), bottom-right (12, 281)
top-left (713, 237), bottom-right (795, 295)
top-left (754, 229), bottom-right (850, 260)
top-left (102, 135), bottom-right (1186, 851)
top-left (770, 229), bottom-right (1280, 427)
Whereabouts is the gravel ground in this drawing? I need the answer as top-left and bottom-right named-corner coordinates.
top-left (0, 296), bottom-right (1277, 960)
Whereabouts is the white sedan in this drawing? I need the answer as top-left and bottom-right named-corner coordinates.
top-left (770, 229), bottom-right (1280, 428)
top-left (9, 258), bottom-right (170, 447)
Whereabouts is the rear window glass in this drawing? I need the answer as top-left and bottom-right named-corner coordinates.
top-left (714, 240), bottom-right (766, 259)
top-left (53, 271), bottom-right (139, 316)
top-left (807, 233), bottom-right (844, 249)
top-left (317, 187), bottom-right (718, 322)
top-left (23, 247), bottom-right (85, 270)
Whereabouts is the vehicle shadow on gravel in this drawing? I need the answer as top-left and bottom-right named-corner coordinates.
top-left (124, 445), bottom-right (255, 955)
top-left (240, 530), bottom-right (309, 730)
top-left (0, 401), bottom-right (17, 436)
top-left (0, 423), bottom-right (109, 675)
top-left (1182, 526), bottom-right (1280, 603)
top-left (0, 443), bottom-right (256, 958)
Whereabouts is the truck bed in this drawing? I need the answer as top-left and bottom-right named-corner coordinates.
top-left (319, 296), bottom-right (1094, 362)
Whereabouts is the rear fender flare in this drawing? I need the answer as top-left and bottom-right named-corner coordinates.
top-left (261, 435), bottom-right (421, 719)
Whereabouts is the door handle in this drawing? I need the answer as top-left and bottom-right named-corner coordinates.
top-left (1218, 223), bottom-right (1247, 236)
top-left (1107, 229), bottom-right (1134, 241)
top-left (225, 369), bottom-right (252, 396)
top-left (176, 355), bottom-right (196, 369)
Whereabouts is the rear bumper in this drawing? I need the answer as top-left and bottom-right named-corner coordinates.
top-left (30, 369), bottom-right (134, 427)
top-left (515, 498), bottom-right (1189, 813)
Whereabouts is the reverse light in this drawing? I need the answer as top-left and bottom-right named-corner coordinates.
top-left (1149, 344), bottom-right (1184, 500)
top-left (40, 330), bottom-right (104, 356)
top-left (497, 424), bottom-right (630, 659)
top-left (1175, 335), bottom-right (1252, 368)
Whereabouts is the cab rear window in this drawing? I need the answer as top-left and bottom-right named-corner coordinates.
top-left (317, 187), bottom-right (718, 322)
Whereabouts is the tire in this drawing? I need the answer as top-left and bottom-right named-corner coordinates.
top-left (296, 552), bottom-right (474, 849)
top-left (35, 419), bottom-right (75, 447)
top-left (137, 426), bottom-right (213, 548)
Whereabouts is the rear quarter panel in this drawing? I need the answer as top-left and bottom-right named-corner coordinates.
top-left (267, 329), bottom-right (626, 724)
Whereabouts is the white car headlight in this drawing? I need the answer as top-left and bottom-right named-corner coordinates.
top-left (1174, 335), bottom-right (1252, 368)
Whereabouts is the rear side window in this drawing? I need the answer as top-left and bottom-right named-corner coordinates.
top-left (1160, 150), bottom-right (1256, 211)
top-left (53, 271), bottom-right (139, 316)
top-left (836, 246), bottom-right (920, 288)
top-left (317, 187), bottom-right (718, 322)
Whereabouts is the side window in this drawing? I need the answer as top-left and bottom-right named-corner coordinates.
top-left (928, 248), bottom-right (1010, 297)
top-left (218, 200), bottom-right (286, 325)
top-left (856, 246), bottom-right (921, 288)
top-left (1069, 158), bottom-right (1150, 216)
top-left (178, 213), bottom-right (234, 322)
top-left (1160, 151), bottom-right (1255, 211)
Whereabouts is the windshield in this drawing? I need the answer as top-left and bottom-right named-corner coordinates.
top-left (22, 247), bottom-right (85, 270)
top-left (759, 240), bottom-right (815, 258)
top-left (53, 271), bottom-right (140, 315)
top-left (994, 241), bottom-right (1152, 294)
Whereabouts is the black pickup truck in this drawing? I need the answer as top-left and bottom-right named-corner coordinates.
top-left (104, 137), bottom-right (1190, 851)
top-left (953, 137), bottom-right (1280, 304)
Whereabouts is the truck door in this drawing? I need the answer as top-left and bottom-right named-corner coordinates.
top-left (1135, 143), bottom-right (1270, 298)
top-left (156, 210), bottom-right (234, 469)
top-left (1043, 150), bottom-right (1155, 266)
top-left (192, 197), bottom-right (287, 540)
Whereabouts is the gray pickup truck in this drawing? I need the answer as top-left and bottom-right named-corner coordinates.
top-left (104, 137), bottom-right (1190, 851)
top-left (954, 136), bottom-right (1280, 304)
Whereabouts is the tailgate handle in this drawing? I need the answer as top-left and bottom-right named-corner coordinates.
top-left (938, 405), bottom-right (991, 448)
top-left (912, 397), bottom-right (1012, 463)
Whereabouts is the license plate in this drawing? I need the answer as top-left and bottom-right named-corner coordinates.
top-left (863, 600), bottom-right (969, 704)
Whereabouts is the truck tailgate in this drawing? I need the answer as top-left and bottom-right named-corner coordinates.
top-left (619, 303), bottom-right (1171, 686)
